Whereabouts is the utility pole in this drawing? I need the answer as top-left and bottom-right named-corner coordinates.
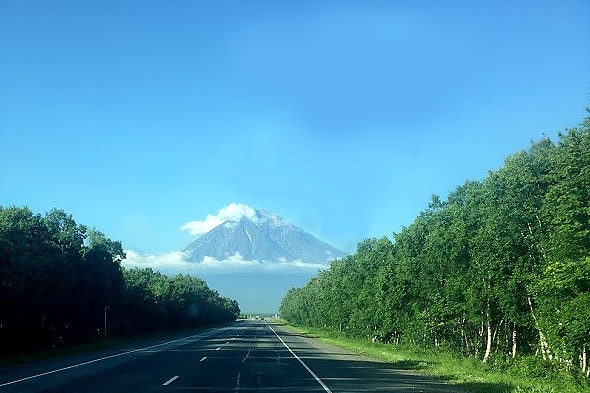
top-left (104, 306), bottom-right (109, 338)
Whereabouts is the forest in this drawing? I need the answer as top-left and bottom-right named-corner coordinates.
top-left (281, 113), bottom-right (590, 377)
top-left (0, 208), bottom-right (240, 356)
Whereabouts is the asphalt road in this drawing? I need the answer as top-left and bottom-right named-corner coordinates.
top-left (0, 320), bottom-right (461, 392)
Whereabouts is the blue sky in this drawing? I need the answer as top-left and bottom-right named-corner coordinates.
top-left (1, 1), bottom-right (589, 258)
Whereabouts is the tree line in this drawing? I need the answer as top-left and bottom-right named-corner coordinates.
top-left (281, 112), bottom-right (590, 377)
top-left (0, 208), bottom-right (240, 356)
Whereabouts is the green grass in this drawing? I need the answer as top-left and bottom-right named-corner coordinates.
top-left (279, 323), bottom-right (589, 393)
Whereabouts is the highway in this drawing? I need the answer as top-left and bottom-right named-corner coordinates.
top-left (0, 320), bottom-right (458, 392)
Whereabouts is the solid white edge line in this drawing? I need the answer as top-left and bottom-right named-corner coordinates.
top-left (266, 322), bottom-right (333, 393)
top-left (162, 375), bottom-right (179, 386)
top-left (0, 328), bottom-right (223, 388)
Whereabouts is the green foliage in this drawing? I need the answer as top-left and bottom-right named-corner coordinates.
top-left (280, 112), bottom-right (590, 379)
top-left (534, 258), bottom-right (590, 359)
top-left (0, 207), bottom-right (239, 355)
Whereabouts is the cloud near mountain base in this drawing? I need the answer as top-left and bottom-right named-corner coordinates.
top-left (122, 249), bottom-right (328, 275)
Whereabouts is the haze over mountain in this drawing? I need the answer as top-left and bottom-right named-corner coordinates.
top-left (183, 208), bottom-right (347, 264)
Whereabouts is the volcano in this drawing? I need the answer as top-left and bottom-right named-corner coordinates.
top-left (183, 209), bottom-right (347, 264)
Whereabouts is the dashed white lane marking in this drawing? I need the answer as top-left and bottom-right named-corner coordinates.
top-left (0, 330), bottom-right (214, 388)
top-left (267, 323), bottom-right (333, 393)
top-left (162, 376), bottom-right (179, 386)
top-left (199, 356), bottom-right (207, 362)
top-left (242, 349), bottom-right (251, 363)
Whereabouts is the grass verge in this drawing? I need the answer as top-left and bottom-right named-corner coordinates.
top-left (278, 322), bottom-right (589, 393)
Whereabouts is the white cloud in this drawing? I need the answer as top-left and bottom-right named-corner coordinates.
top-left (124, 249), bottom-right (188, 271)
top-left (200, 253), bottom-right (260, 268)
top-left (180, 203), bottom-right (258, 236)
top-left (122, 249), bottom-right (328, 275)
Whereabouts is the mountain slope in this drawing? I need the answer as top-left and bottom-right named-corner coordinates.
top-left (183, 209), bottom-right (347, 264)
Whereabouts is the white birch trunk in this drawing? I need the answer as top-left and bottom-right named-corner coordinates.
top-left (462, 326), bottom-right (470, 356)
top-left (539, 331), bottom-right (551, 360)
top-left (527, 296), bottom-right (551, 360)
top-left (476, 319), bottom-right (485, 359)
top-left (582, 346), bottom-right (587, 375)
top-left (483, 317), bottom-right (492, 362)
top-left (492, 319), bottom-right (503, 348)
top-left (482, 300), bottom-right (492, 362)
top-left (512, 325), bottom-right (517, 358)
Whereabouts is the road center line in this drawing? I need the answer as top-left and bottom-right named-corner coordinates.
top-left (242, 349), bottom-right (251, 363)
top-left (267, 323), bottom-right (333, 393)
top-left (235, 371), bottom-right (241, 391)
top-left (162, 376), bottom-right (179, 386)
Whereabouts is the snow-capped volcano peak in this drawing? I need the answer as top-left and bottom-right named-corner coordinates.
top-left (255, 209), bottom-right (289, 227)
top-left (218, 209), bottom-right (288, 230)
top-left (182, 205), bottom-right (347, 264)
